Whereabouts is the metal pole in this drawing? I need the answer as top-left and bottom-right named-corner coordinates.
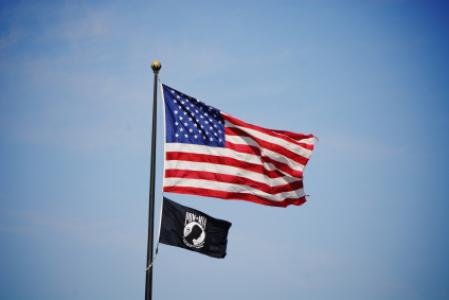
top-left (145, 60), bottom-right (161, 300)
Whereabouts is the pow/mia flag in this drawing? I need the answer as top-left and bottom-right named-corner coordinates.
top-left (159, 197), bottom-right (232, 258)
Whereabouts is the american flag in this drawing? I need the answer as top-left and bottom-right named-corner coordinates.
top-left (162, 84), bottom-right (315, 207)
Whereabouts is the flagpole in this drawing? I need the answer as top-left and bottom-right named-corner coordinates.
top-left (145, 60), bottom-right (161, 300)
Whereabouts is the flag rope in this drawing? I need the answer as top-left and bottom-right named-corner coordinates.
top-left (145, 253), bottom-right (157, 271)
top-left (146, 192), bottom-right (164, 271)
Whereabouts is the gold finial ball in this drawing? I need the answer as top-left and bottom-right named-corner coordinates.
top-left (151, 60), bottom-right (161, 73)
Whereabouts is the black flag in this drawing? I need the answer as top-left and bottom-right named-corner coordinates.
top-left (159, 197), bottom-right (232, 258)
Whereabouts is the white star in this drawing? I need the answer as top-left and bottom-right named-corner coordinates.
top-left (193, 123), bottom-right (197, 127)
top-left (179, 116), bottom-right (183, 120)
top-left (194, 135), bottom-right (198, 139)
top-left (175, 133), bottom-right (179, 137)
top-left (179, 128), bottom-right (184, 132)
top-left (209, 137), bottom-right (214, 141)
top-left (189, 128), bottom-right (193, 133)
top-left (174, 110), bottom-right (178, 114)
top-left (184, 123), bottom-right (188, 127)
top-left (175, 121), bottom-right (179, 126)
top-left (184, 134), bottom-right (188, 138)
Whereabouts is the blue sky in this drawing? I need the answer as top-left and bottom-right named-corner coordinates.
top-left (1, 0), bottom-right (449, 299)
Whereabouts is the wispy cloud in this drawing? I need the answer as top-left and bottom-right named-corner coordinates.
top-left (58, 10), bottom-right (111, 43)
top-left (319, 132), bottom-right (403, 161)
top-left (0, 208), bottom-right (142, 249)
top-left (38, 8), bottom-right (114, 52)
top-left (0, 27), bottom-right (23, 51)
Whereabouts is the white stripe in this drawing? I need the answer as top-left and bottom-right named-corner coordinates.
top-left (166, 143), bottom-right (259, 164)
top-left (226, 121), bottom-right (313, 158)
top-left (226, 134), bottom-right (260, 148)
top-left (299, 137), bottom-right (316, 145)
top-left (226, 135), bottom-right (306, 173)
top-left (164, 160), bottom-right (298, 187)
top-left (166, 141), bottom-right (305, 176)
top-left (165, 143), bottom-right (280, 172)
top-left (164, 178), bottom-right (306, 202)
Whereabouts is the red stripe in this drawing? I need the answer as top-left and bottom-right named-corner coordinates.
top-left (223, 114), bottom-right (315, 150)
top-left (165, 169), bottom-right (303, 194)
top-left (225, 140), bottom-right (260, 156)
top-left (164, 186), bottom-right (307, 207)
top-left (225, 126), bottom-right (310, 166)
top-left (166, 151), bottom-right (287, 179)
top-left (225, 141), bottom-right (304, 177)
top-left (261, 156), bottom-right (303, 178)
top-left (271, 129), bottom-right (315, 150)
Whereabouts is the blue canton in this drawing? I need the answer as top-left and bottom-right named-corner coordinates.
top-left (163, 84), bottom-right (225, 147)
